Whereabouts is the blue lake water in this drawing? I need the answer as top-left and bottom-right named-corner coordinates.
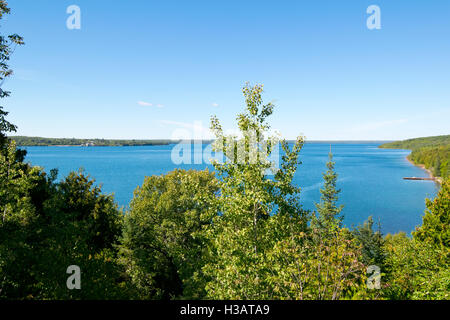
top-left (22, 142), bottom-right (439, 235)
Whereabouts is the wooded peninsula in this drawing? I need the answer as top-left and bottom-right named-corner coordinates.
top-left (379, 135), bottom-right (450, 179)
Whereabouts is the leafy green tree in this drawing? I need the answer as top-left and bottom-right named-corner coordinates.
top-left (119, 169), bottom-right (218, 299)
top-left (266, 151), bottom-right (367, 300)
top-left (204, 83), bottom-right (307, 299)
top-left (410, 268), bottom-right (450, 300)
top-left (0, 0), bottom-right (24, 151)
top-left (0, 143), bottom-right (52, 299)
top-left (1, 168), bottom-right (127, 300)
top-left (0, 141), bottom-right (42, 224)
top-left (377, 173), bottom-right (450, 300)
top-left (45, 170), bottom-right (123, 253)
top-left (0, 107), bottom-right (15, 149)
top-left (0, 2), bottom-right (42, 298)
top-left (413, 179), bottom-right (449, 253)
top-left (383, 232), bottom-right (449, 300)
top-left (30, 173), bottom-right (126, 300)
top-left (352, 216), bottom-right (386, 267)
top-left (267, 227), bottom-right (367, 300)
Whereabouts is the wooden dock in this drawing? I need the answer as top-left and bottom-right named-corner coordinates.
top-left (403, 177), bottom-right (435, 181)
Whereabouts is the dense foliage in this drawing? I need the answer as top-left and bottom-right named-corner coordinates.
top-left (203, 84), bottom-right (308, 299)
top-left (1, 84), bottom-right (449, 300)
top-left (119, 169), bottom-right (218, 299)
top-left (10, 136), bottom-right (172, 147)
top-left (409, 146), bottom-right (449, 179)
top-left (0, 152), bottom-right (128, 299)
top-left (413, 179), bottom-right (450, 253)
top-left (380, 135), bottom-right (450, 179)
top-left (379, 135), bottom-right (450, 150)
top-left (0, 2), bottom-right (448, 300)
top-left (266, 153), bottom-right (367, 300)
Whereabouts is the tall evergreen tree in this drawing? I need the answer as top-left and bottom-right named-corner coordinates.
top-left (314, 151), bottom-right (344, 232)
top-left (352, 216), bottom-right (386, 267)
top-left (267, 150), bottom-right (367, 300)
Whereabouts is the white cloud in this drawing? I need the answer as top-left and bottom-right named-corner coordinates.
top-left (211, 102), bottom-right (219, 107)
top-left (137, 101), bottom-right (153, 107)
top-left (138, 101), bottom-right (164, 108)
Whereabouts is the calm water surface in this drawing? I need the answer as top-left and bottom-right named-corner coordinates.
top-left (22, 143), bottom-right (438, 234)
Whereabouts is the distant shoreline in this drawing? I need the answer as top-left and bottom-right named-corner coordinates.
top-left (405, 155), bottom-right (442, 185)
top-left (12, 136), bottom-right (391, 147)
top-left (380, 135), bottom-right (448, 184)
top-left (20, 144), bottom-right (175, 147)
top-left (9, 136), bottom-right (174, 147)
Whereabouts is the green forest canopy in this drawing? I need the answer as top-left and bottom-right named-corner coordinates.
top-left (379, 135), bottom-right (450, 150)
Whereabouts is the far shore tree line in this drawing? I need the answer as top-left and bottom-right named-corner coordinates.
top-left (1, 2), bottom-right (449, 300)
top-left (380, 135), bottom-right (450, 179)
top-left (9, 136), bottom-right (173, 147)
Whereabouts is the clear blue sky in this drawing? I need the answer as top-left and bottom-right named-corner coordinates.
top-left (3, 0), bottom-right (450, 140)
